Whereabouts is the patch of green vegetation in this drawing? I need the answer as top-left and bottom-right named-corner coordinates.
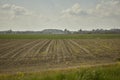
top-left (0, 34), bottom-right (120, 39)
top-left (0, 63), bottom-right (120, 80)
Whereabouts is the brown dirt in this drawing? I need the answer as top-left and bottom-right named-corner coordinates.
top-left (0, 39), bottom-right (120, 74)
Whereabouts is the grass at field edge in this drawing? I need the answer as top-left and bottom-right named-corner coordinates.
top-left (0, 62), bottom-right (120, 80)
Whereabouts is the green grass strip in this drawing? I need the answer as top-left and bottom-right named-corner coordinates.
top-left (0, 34), bottom-right (120, 39)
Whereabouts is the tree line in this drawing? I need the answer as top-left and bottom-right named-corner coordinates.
top-left (0, 28), bottom-right (120, 34)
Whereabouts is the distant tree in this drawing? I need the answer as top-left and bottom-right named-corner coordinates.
top-left (64, 29), bottom-right (71, 34)
top-left (78, 29), bottom-right (82, 33)
top-left (92, 29), bottom-right (95, 32)
top-left (7, 29), bottom-right (12, 33)
top-left (79, 29), bottom-right (82, 32)
top-left (64, 29), bottom-right (67, 32)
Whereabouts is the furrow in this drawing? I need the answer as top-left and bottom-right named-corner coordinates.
top-left (0, 40), bottom-right (37, 58)
top-left (0, 40), bottom-right (30, 57)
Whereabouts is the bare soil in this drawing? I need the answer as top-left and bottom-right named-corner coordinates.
top-left (0, 39), bottom-right (120, 74)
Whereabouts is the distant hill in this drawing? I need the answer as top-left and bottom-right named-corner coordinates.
top-left (41, 29), bottom-right (65, 34)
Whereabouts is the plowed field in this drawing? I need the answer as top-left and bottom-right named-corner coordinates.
top-left (0, 39), bottom-right (120, 73)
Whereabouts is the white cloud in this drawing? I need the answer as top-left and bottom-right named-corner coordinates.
top-left (62, 0), bottom-right (120, 18)
top-left (2, 4), bottom-right (11, 10)
top-left (2, 4), bottom-right (31, 16)
top-left (11, 5), bottom-right (28, 16)
top-left (0, 1), bottom-right (120, 31)
top-left (90, 0), bottom-right (120, 17)
top-left (71, 3), bottom-right (81, 14)
top-left (62, 3), bottom-right (88, 17)
top-left (59, 1), bottom-right (120, 30)
top-left (0, 4), bottom-right (50, 30)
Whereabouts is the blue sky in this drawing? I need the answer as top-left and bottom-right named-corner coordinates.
top-left (0, 0), bottom-right (120, 31)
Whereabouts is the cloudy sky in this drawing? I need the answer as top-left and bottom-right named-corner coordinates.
top-left (0, 0), bottom-right (120, 31)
